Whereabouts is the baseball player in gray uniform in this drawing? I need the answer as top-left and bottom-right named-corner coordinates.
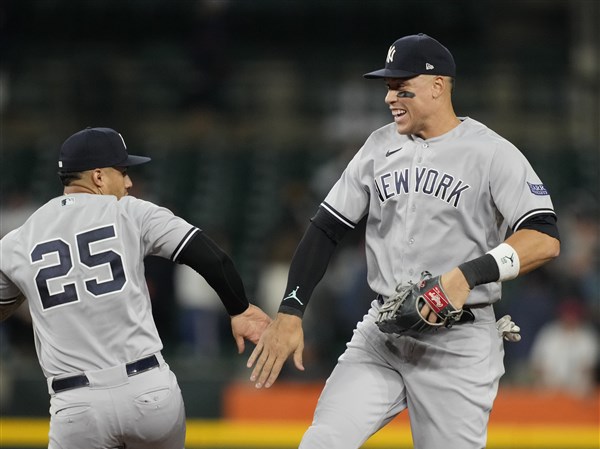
top-left (248, 34), bottom-right (560, 448)
top-left (0, 127), bottom-right (271, 449)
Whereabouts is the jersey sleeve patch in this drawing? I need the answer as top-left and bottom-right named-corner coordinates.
top-left (527, 182), bottom-right (549, 196)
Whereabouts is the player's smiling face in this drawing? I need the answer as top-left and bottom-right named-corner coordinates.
top-left (384, 75), bottom-right (436, 138)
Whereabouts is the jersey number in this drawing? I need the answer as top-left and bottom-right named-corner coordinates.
top-left (31, 225), bottom-right (126, 310)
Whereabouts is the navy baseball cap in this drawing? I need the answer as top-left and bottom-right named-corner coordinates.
top-left (58, 127), bottom-right (151, 172)
top-left (364, 33), bottom-right (456, 79)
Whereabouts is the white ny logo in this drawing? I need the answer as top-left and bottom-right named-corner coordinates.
top-left (386, 45), bottom-right (396, 63)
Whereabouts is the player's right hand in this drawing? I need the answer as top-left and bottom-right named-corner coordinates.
top-left (231, 304), bottom-right (272, 354)
top-left (247, 312), bottom-right (304, 389)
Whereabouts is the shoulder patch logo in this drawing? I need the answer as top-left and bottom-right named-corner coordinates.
top-left (527, 182), bottom-right (549, 196)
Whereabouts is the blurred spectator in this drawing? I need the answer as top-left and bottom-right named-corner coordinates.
top-left (530, 297), bottom-right (599, 397)
top-left (556, 198), bottom-right (600, 323)
top-left (497, 268), bottom-right (560, 384)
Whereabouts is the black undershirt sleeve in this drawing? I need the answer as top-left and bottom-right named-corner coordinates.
top-left (175, 231), bottom-right (249, 316)
top-left (278, 207), bottom-right (351, 318)
top-left (517, 213), bottom-right (560, 240)
top-left (459, 213), bottom-right (560, 289)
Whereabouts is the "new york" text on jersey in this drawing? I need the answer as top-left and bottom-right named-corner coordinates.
top-left (374, 166), bottom-right (471, 207)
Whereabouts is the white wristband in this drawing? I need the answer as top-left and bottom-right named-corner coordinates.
top-left (486, 243), bottom-right (520, 281)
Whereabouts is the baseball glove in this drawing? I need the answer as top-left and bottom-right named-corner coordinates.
top-left (376, 271), bottom-right (464, 334)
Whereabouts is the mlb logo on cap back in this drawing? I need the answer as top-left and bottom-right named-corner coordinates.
top-left (364, 33), bottom-right (456, 79)
top-left (59, 127), bottom-right (151, 172)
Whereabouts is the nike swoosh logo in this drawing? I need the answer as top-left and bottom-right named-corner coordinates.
top-left (385, 147), bottom-right (403, 157)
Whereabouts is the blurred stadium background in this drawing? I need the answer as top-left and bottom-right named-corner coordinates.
top-left (0, 0), bottom-right (598, 448)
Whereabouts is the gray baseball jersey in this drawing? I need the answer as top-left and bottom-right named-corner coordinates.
top-left (0, 193), bottom-right (197, 377)
top-left (1, 193), bottom-right (196, 448)
top-left (300, 117), bottom-right (556, 449)
top-left (321, 117), bottom-right (555, 300)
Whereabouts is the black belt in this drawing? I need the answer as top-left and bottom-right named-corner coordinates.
top-left (376, 295), bottom-right (475, 324)
top-left (52, 354), bottom-right (160, 393)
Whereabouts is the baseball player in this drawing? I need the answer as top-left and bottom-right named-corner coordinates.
top-left (0, 127), bottom-right (271, 449)
top-left (248, 34), bottom-right (560, 449)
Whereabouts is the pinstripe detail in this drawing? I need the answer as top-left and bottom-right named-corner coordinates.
top-left (171, 227), bottom-right (200, 261)
top-left (321, 202), bottom-right (356, 229)
top-left (513, 208), bottom-right (556, 231)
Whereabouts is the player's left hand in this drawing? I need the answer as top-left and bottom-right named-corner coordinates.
top-left (247, 312), bottom-right (305, 389)
top-left (419, 268), bottom-right (471, 324)
top-left (231, 304), bottom-right (273, 354)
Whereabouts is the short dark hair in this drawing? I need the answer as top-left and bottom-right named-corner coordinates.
top-left (58, 171), bottom-right (83, 186)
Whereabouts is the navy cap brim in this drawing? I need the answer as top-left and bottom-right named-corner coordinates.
top-left (117, 155), bottom-right (151, 167)
top-left (363, 68), bottom-right (420, 79)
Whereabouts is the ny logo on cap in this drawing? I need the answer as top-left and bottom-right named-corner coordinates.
top-left (386, 45), bottom-right (396, 63)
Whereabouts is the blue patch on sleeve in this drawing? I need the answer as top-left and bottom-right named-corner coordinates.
top-left (527, 182), bottom-right (549, 196)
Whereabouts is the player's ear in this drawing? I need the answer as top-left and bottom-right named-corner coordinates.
top-left (90, 168), bottom-right (104, 187)
top-left (431, 76), bottom-right (446, 99)
top-left (433, 76), bottom-right (453, 99)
